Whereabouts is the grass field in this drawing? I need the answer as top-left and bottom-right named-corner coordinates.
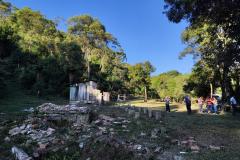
top-left (0, 80), bottom-right (68, 113)
top-left (117, 99), bottom-right (240, 160)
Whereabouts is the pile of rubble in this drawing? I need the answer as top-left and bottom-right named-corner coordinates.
top-left (37, 103), bottom-right (89, 114)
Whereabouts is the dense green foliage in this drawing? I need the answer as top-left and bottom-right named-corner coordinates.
top-left (127, 61), bottom-right (155, 101)
top-left (164, 0), bottom-right (240, 101)
top-left (0, 1), bottom-right (159, 101)
top-left (151, 70), bottom-right (188, 100)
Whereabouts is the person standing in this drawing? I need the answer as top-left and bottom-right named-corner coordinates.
top-left (198, 97), bottom-right (204, 113)
top-left (212, 97), bottom-right (218, 114)
top-left (230, 96), bottom-right (237, 116)
top-left (206, 97), bottom-right (213, 113)
top-left (165, 96), bottom-right (171, 112)
top-left (184, 95), bottom-right (192, 114)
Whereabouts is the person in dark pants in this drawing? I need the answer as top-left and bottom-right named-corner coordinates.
top-left (165, 96), bottom-right (171, 112)
top-left (230, 96), bottom-right (237, 116)
top-left (184, 95), bottom-right (192, 114)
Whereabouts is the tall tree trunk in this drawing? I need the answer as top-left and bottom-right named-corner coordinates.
top-left (69, 73), bottom-right (74, 85)
top-left (144, 86), bottom-right (147, 102)
top-left (87, 61), bottom-right (91, 81)
top-left (221, 66), bottom-right (233, 102)
top-left (210, 83), bottom-right (213, 98)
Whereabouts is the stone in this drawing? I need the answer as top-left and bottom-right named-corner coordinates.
top-left (134, 112), bottom-right (140, 119)
top-left (155, 111), bottom-right (161, 120)
top-left (4, 136), bottom-right (10, 142)
top-left (140, 132), bottom-right (146, 136)
top-left (181, 140), bottom-right (188, 146)
top-left (33, 152), bottom-right (39, 158)
top-left (190, 145), bottom-right (200, 151)
top-left (174, 155), bottom-right (184, 160)
top-left (133, 144), bottom-right (142, 150)
top-left (9, 127), bottom-right (22, 136)
top-left (23, 107), bottom-right (34, 112)
top-left (171, 139), bottom-right (180, 145)
top-left (143, 108), bottom-right (147, 114)
top-left (98, 114), bottom-right (115, 122)
top-left (151, 128), bottom-right (160, 138)
top-left (79, 142), bottom-right (84, 149)
top-left (122, 125), bottom-right (127, 128)
top-left (148, 109), bottom-right (153, 118)
top-left (128, 109), bottom-right (135, 115)
top-left (11, 146), bottom-right (32, 160)
top-left (209, 145), bottom-right (221, 151)
top-left (46, 128), bottom-right (55, 136)
top-left (154, 147), bottom-right (161, 153)
top-left (39, 143), bottom-right (48, 149)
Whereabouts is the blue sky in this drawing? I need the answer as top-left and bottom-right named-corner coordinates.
top-left (7, 0), bottom-right (194, 75)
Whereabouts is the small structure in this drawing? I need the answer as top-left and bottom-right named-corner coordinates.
top-left (70, 81), bottom-right (110, 104)
top-left (117, 94), bottom-right (126, 102)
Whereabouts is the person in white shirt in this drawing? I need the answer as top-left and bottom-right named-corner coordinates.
top-left (230, 96), bottom-right (237, 116)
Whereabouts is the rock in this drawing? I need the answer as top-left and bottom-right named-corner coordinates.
top-left (9, 127), bottom-right (22, 136)
top-left (143, 108), bottom-right (147, 114)
top-left (151, 128), bottom-right (160, 138)
top-left (133, 144), bottom-right (142, 150)
top-left (209, 145), bottom-right (221, 151)
top-left (39, 143), bottom-right (48, 149)
top-left (33, 152), bottom-right (39, 158)
top-left (190, 145), bottom-right (200, 151)
top-left (98, 114), bottom-right (115, 122)
top-left (23, 107), bottom-right (34, 112)
top-left (11, 146), bottom-right (32, 160)
top-left (20, 124), bottom-right (26, 130)
top-left (94, 119), bottom-right (102, 125)
top-left (4, 136), bottom-right (10, 142)
top-left (79, 142), bottom-right (84, 149)
top-left (140, 132), bottom-right (146, 136)
top-left (148, 109), bottom-right (153, 118)
top-left (154, 147), bottom-right (161, 153)
top-left (171, 139), bottom-right (179, 145)
top-left (46, 128), bottom-right (55, 136)
top-left (155, 111), bottom-right (161, 120)
top-left (181, 140), bottom-right (188, 146)
top-left (134, 112), bottom-right (140, 119)
top-left (122, 125), bottom-right (127, 128)
top-left (37, 103), bottom-right (89, 114)
top-left (128, 109), bottom-right (135, 115)
top-left (174, 155), bottom-right (184, 160)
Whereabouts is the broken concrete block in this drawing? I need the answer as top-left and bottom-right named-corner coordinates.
top-left (11, 146), bottom-right (32, 160)
top-left (134, 112), bottom-right (140, 119)
top-left (148, 109), bottom-right (153, 118)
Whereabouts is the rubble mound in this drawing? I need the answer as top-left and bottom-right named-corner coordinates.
top-left (37, 103), bottom-right (89, 114)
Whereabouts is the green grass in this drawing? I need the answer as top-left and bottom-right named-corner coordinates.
top-left (0, 80), bottom-right (68, 113)
top-left (116, 99), bottom-right (240, 160)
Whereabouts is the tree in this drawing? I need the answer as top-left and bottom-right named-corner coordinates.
top-left (128, 61), bottom-right (155, 102)
top-left (151, 70), bottom-right (188, 101)
top-left (164, 0), bottom-right (240, 101)
top-left (67, 15), bottom-right (124, 80)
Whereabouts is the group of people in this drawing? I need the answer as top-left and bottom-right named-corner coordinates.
top-left (164, 95), bottom-right (238, 115)
top-left (197, 97), bottom-right (219, 114)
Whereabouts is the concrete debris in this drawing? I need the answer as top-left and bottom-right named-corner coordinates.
top-left (23, 107), bottom-right (34, 112)
top-left (209, 145), bottom-right (221, 151)
top-left (37, 103), bottom-right (89, 114)
top-left (79, 142), bottom-right (84, 149)
top-left (11, 146), bottom-right (32, 160)
top-left (174, 155), bottom-right (184, 160)
top-left (4, 136), bottom-right (10, 142)
top-left (154, 147), bottom-right (161, 153)
top-left (151, 128), bottom-right (160, 138)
